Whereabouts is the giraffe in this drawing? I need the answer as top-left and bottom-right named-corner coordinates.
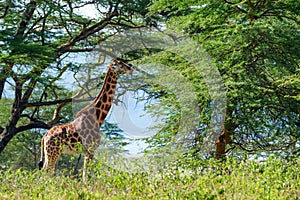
top-left (38, 59), bottom-right (132, 181)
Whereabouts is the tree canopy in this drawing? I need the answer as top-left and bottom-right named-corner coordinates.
top-left (0, 0), bottom-right (150, 156)
top-left (148, 0), bottom-right (300, 157)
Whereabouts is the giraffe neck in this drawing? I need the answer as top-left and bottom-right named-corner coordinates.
top-left (93, 67), bottom-right (117, 125)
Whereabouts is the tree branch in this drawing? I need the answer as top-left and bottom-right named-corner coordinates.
top-left (23, 15), bottom-right (47, 39)
top-left (15, 121), bottom-right (51, 133)
top-left (58, 4), bottom-right (119, 54)
top-left (109, 21), bottom-right (147, 29)
top-left (23, 97), bottom-right (94, 108)
top-left (0, 5), bottom-right (9, 19)
top-left (15, 0), bottom-right (37, 37)
top-left (222, 0), bottom-right (248, 14)
top-left (46, 102), bottom-right (68, 126)
top-left (67, 47), bottom-right (117, 58)
top-left (231, 141), bottom-right (257, 152)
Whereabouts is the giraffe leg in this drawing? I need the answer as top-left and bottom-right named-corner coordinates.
top-left (42, 146), bottom-right (61, 174)
top-left (82, 152), bottom-right (94, 182)
top-left (47, 156), bottom-right (59, 173)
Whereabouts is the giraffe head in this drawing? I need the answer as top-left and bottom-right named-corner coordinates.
top-left (110, 59), bottom-right (133, 75)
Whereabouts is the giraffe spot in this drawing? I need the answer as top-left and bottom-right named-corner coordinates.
top-left (102, 93), bottom-right (107, 102)
top-left (70, 138), bottom-right (78, 145)
top-left (95, 100), bottom-right (102, 108)
top-left (86, 115), bottom-right (95, 122)
top-left (93, 126), bottom-right (100, 132)
top-left (49, 141), bottom-right (55, 146)
top-left (61, 127), bottom-right (67, 139)
top-left (108, 89), bottom-right (114, 95)
top-left (83, 119), bottom-right (91, 130)
top-left (96, 109), bottom-right (101, 119)
top-left (83, 129), bottom-right (90, 136)
top-left (73, 132), bottom-right (78, 138)
top-left (86, 121), bottom-right (93, 130)
top-left (89, 107), bottom-right (95, 115)
top-left (86, 135), bottom-right (92, 143)
top-left (107, 77), bottom-right (112, 82)
top-left (81, 124), bottom-right (86, 131)
top-left (101, 104), bottom-right (105, 110)
top-left (106, 83), bottom-right (111, 91)
top-left (105, 104), bottom-right (111, 110)
top-left (100, 113), bottom-right (106, 122)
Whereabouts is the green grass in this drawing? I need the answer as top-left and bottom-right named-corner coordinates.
top-left (0, 157), bottom-right (299, 200)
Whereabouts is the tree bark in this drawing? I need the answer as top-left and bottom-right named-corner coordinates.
top-left (0, 126), bottom-right (16, 154)
top-left (215, 106), bottom-right (235, 159)
top-left (215, 130), bottom-right (232, 159)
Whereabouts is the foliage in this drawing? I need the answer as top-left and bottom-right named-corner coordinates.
top-left (134, 53), bottom-right (210, 151)
top-left (0, 157), bottom-right (299, 199)
top-left (0, 0), bottom-right (142, 168)
top-left (147, 0), bottom-right (300, 156)
top-left (0, 130), bottom-right (41, 171)
top-left (0, 97), bottom-right (74, 170)
top-left (0, 98), bottom-right (12, 127)
top-left (0, 0), bottom-right (151, 154)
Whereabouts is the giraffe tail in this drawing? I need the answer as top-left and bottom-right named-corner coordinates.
top-left (38, 137), bottom-right (44, 170)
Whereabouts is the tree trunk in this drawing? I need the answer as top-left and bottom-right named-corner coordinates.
top-left (215, 130), bottom-right (232, 159)
top-left (215, 107), bottom-right (235, 159)
top-left (0, 126), bottom-right (16, 153)
top-left (0, 112), bottom-right (21, 153)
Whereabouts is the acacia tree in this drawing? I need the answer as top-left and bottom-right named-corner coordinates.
top-left (148, 0), bottom-right (300, 157)
top-left (0, 0), bottom-right (150, 154)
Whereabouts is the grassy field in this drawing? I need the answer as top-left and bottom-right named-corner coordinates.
top-left (0, 157), bottom-right (299, 200)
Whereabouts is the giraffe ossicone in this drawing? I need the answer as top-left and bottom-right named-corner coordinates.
top-left (39, 59), bottom-right (132, 181)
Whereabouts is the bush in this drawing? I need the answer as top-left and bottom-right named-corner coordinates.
top-left (0, 157), bottom-right (299, 199)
